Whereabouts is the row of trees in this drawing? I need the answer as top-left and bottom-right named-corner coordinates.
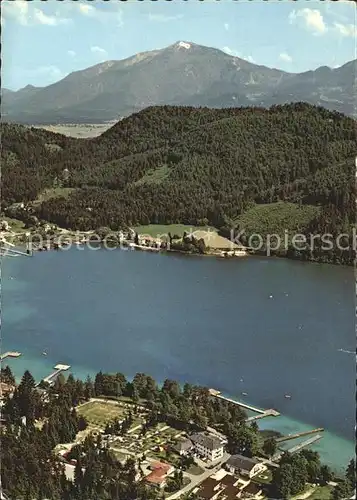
top-left (273, 451), bottom-right (356, 500)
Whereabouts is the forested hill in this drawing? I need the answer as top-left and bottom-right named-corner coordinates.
top-left (1, 103), bottom-right (356, 242)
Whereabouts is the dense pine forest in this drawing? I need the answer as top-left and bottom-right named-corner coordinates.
top-left (1, 103), bottom-right (356, 262)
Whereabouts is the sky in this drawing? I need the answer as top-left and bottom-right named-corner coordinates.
top-left (1, 0), bottom-right (356, 90)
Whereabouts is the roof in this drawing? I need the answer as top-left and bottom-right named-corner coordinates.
top-left (190, 432), bottom-right (223, 451)
top-left (221, 484), bottom-right (241, 499)
top-left (145, 472), bottom-right (166, 485)
top-left (145, 461), bottom-right (172, 484)
top-left (242, 482), bottom-right (262, 495)
top-left (197, 475), bottom-right (241, 500)
top-left (226, 455), bottom-right (258, 473)
top-left (174, 438), bottom-right (193, 452)
top-left (150, 461), bottom-right (171, 473)
top-left (197, 478), bottom-right (222, 500)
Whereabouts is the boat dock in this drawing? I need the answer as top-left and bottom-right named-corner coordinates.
top-left (285, 434), bottom-right (322, 455)
top-left (209, 389), bottom-right (280, 417)
top-left (38, 364), bottom-right (71, 386)
top-left (0, 351), bottom-right (22, 361)
top-left (276, 428), bottom-right (324, 443)
top-left (246, 409), bottom-right (281, 421)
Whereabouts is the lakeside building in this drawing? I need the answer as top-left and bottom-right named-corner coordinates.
top-left (226, 455), bottom-right (266, 479)
top-left (194, 469), bottom-right (264, 500)
top-left (190, 432), bottom-right (225, 461)
top-left (144, 461), bottom-right (174, 489)
top-left (173, 437), bottom-right (194, 456)
top-left (173, 431), bottom-right (226, 461)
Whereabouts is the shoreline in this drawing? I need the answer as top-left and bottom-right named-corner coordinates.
top-left (3, 347), bottom-right (354, 474)
top-left (3, 227), bottom-right (354, 266)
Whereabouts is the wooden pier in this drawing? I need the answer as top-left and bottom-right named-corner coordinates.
top-left (246, 409), bottom-right (281, 422)
top-left (276, 428), bottom-right (324, 443)
top-left (285, 434), bottom-right (322, 455)
top-left (209, 389), bottom-right (280, 418)
top-left (37, 364), bottom-right (71, 386)
top-left (0, 351), bottom-right (22, 361)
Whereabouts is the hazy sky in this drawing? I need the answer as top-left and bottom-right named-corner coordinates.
top-left (2, 0), bottom-right (356, 90)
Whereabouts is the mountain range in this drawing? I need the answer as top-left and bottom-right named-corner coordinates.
top-left (2, 41), bottom-right (356, 124)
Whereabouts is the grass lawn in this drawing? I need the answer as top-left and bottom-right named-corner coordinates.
top-left (133, 224), bottom-right (215, 238)
top-left (253, 469), bottom-right (273, 485)
top-left (34, 187), bottom-right (76, 204)
top-left (1, 217), bottom-right (26, 233)
top-left (308, 486), bottom-right (333, 499)
top-left (77, 401), bottom-right (126, 427)
top-left (134, 165), bottom-right (172, 186)
top-left (187, 465), bottom-right (205, 476)
top-left (235, 202), bottom-right (321, 242)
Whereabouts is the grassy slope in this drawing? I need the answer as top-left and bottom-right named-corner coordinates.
top-left (33, 187), bottom-right (76, 204)
top-left (134, 165), bottom-right (171, 186)
top-left (1, 217), bottom-right (27, 232)
top-left (235, 202), bottom-right (321, 239)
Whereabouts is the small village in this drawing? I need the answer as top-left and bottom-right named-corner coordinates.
top-left (58, 398), bottom-right (272, 500)
top-left (1, 354), bottom-right (347, 500)
top-left (0, 201), bottom-right (250, 260)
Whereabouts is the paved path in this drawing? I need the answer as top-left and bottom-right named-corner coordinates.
top-left (167, 453), bottom-right (230, 500)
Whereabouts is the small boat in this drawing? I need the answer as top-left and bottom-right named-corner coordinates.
top-left (42, 351), bottom-right (47, 356)
top-left (242, 392), bottom-right (248, 396)
top-left (284, 394), bottom-right (291, 399)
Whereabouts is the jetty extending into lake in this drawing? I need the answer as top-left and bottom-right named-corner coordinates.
top-left (37, 364), bottom-right (71, 387)
top-left (0, 351), bottom-right (22, 361)
top-left (276, 427), bottom-right (324, 443)
top-left (285, 434), bottom-right (322, 454)
top-left (209, 388), bottom-right (280, 418)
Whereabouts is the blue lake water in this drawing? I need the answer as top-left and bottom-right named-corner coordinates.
top-left (1, 248), bottom-right (355, 472)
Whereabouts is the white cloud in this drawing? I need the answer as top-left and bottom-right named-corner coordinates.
top-left (279, 52), bottom-right (293, 63)
top-left (148, 13), bottom-right (183, 23)
top-left (116, 10), bottom-right (124, 28)
top-left (2, 0), bottom-right (30, 26)
top-left (246, 55), bottom-right (256, 64)
top-left (224, 23), bottom-right (229, 31)
top-left (223, 46), bottom-right (237, 56)
top-left (222, 47), bottom-right (256, 64)
top-left (78, 4), bottom-right (96, 16)
top-left (289, 8), bottom-right (327, 35)
top-left (33, 8), bottom-right (70, 26)
top-left (37, 66), bottom-right (65, 79)
top-left (19, 65), bottom-right (66, 85)
top-left (90, 46), bottom-right (108, 61)
top-left (68, 50), bottom-right (76, 58)
top-left (76, 3), bottom-right (123, 27)
top-left (2, 0), bottom-right (70, 26)
top-left (333, 22), bottom-right (355, 37)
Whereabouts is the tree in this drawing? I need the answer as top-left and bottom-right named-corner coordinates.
top-left (1, 365), bottom-right (15, 385)
top-left (250, 421), bottom-right (259, 433)
top-left (346, 459), bottom-right (356, 494)
top-left (332, 480), bottom-right (351, 500)
top-left (263, 437), bottom-right (277, 458)
top-left (320, 464), bottom-right (333, 485)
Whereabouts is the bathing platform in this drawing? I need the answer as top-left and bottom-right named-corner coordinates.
top-left (209, 389), bottom-right (280, 418)
top-left (0, 351), bottom-right (22, 361)
top-left (276, 428), bottom-right (324, 443)
top-left (285, 434), bottom-right (322, 454)
top-left (38, 364), bottom-right (71, 386)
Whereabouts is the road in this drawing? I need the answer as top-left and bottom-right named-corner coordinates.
top-left (167, 453), bottom-right (230, 500)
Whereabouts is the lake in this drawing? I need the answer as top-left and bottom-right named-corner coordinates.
top-left (1, 247), bottom-right (355, 472)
